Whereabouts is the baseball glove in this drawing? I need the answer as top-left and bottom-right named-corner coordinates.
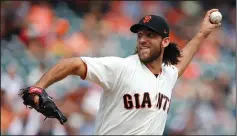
top-left (18, 87), bottom-right (67, 125)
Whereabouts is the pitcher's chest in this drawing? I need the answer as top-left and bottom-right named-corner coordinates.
top-left (120, 73), bottom-right (173, 112)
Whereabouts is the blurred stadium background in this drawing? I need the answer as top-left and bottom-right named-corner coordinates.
top-left (1, 1), bottom-right (236, 135)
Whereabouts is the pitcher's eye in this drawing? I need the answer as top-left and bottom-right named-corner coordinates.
top-left (147, 32), bottom-right (154, 38)
top-left (137, 33), bottom-right (142, 38)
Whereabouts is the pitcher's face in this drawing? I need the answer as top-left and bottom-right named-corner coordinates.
top-left (137, 28), bottom-right (163, 64)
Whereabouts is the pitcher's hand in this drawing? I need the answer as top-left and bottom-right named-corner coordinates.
top-left (19, 87), bottom-right (67, 125)
top-left (199, 9), bottom-right (222, 37)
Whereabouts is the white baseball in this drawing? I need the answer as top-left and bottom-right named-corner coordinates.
top-left (210, 11), bottom-right (222, 24)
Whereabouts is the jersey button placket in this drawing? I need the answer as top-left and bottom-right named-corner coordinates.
top-left (155, 75), bottom-right (160, 108)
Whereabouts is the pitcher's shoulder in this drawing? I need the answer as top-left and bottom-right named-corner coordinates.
top-left (124, 54), bottom-right (140, 63)
top-left (162, 64), bottom-right (178, 80)
top-left (114, 54), bottom-right (140, 72)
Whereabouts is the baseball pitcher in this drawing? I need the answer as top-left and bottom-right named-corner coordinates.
top-left (19, 9), bottom-right (221, 135)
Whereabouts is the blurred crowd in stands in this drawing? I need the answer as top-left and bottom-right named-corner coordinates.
top-left (1, 1), bottom-right (236, 135)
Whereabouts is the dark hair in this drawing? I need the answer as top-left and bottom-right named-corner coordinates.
top-left (163, 42), bottom-right (182, 66)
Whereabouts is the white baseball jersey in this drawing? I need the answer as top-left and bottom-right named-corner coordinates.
top-left (81, 54), bottom-right (178, 135)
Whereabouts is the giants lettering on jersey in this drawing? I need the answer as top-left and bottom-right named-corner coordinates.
top-left (123, 92), bottom-right (171, 113)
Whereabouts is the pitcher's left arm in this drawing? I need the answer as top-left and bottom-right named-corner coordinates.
top-left (175, 9), bottom-right (221, 78)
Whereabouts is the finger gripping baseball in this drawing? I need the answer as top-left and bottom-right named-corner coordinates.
top-left (19, 87), bottom-right (67, 125)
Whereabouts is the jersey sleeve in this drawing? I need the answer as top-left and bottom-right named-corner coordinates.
top-left (80, 56), bottom-right (124, 91)
top-left (170, 65), bottom-right (179, 82)
top-left (165, 64), bottom-right (179, 88)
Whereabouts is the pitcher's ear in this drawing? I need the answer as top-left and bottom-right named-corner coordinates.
top-left (162, 37), bottom-right (170, 48)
